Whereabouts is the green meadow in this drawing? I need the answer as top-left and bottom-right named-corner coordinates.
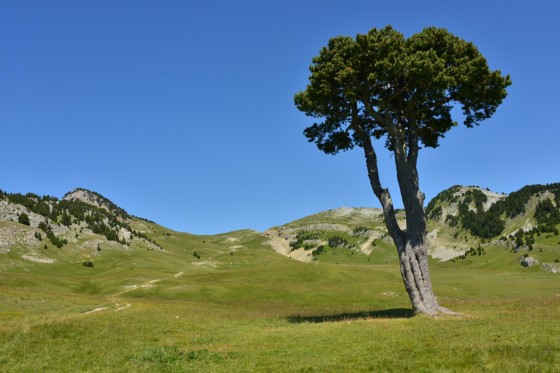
top-left (1, 221), bottom-right (559, 372)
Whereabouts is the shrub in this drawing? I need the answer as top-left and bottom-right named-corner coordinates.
top-left (18, 213), bottom-right (30, 226)
top-left (83, 261), bottom-right (94, 267)
top-left (290, 230), bottom-right (321, 250)
top-left (328, 236), bottom-right (349, 248)
top-left (193, 251), bottom-right (200, 259)
top-left (352, 226), bottom-right (369, 237)
top-left (312, 245), bottom-right (325, 256)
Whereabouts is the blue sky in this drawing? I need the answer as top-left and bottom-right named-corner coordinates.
top-left (1, 1), bottom-right (559, 234)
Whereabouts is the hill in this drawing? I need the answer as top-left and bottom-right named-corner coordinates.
top-left (1, 184), bottom-right (560, 272)
top-left (266, 184), bottom-right (560, 272)
top-left (1, 185), bottom-right (559, 371)
top-left (0, 187), bottom-right (277, 274)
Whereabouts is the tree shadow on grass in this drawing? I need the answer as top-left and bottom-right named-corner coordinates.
top-left (286, 308), bottom-right (414, 323)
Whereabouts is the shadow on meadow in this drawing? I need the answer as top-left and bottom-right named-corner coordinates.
top-left (286, 308), bottom-right (414, 323)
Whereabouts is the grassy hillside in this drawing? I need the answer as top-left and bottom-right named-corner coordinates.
top-left (1, 231), bottom-right (559, 372)
top-left (1, 186), bottom-right (559, 371)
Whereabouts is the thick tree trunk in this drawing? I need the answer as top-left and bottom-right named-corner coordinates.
top-left (395, 228), bottom-right (442, 315)
top-left (393, 178), bottom-right (446, 315)
top-left (393, 158), bottom-right (444, 315)
top-left (355, 123), bottom-right (451, 316)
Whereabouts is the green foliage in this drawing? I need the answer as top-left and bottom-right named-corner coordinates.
top-left (2, 188), bottom-right (164, 250)
top-left (457, 200), bottom-right (504, 239)
top-left (426, 205), bottom-right (442, 220)
top-left (352, 226), bottom-right (370, 237)
top-left (17, 212), bottom-right (30, 226)
top-left (82, 261), bottom-right (94, 267)
top-left (430, 184), bottom-right (560, 240)
top-left (7, 192), bottom-right (55, 219)
top-left (430, 188), bottom-right (504, 238)
top-left (427, 186), bottom-right (463, 212)
top-left (534, 198), bottom-right (560, 229)
top-left (445, 214), bottom-right (459, 227)
top-left (60, 211), bottom-right (72, 227)
top-left (63, 188), bottom-right (130, 220)
top-left (38, 220), bottom-right (67, 248)
top-left (490, 183), bottom-right (560, 218)
top-left (289, 230), bottom-right (321, 250)
top-left (328, 235), bottom-right (349, 248)
top-left (312, 245), bottom-right (325, 256)
top-left (295, 26), bottom-right (510, 154)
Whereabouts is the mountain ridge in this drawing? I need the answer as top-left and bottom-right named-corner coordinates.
top-left (1, 183), bottom-right (560, 271)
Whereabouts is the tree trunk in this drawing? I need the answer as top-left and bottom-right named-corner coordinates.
top-left (394, 187), bottom-right (444, 314)
top-left (394, 158), bottom-right (442, 314)
top-left (356, 124), bottom-right (451, 316)
top-left (395, 227), bottom-right (442, 315)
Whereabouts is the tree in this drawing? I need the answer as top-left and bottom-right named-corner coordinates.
top-left (18, 212), bottom-right (30, 226)
top-left (61, 211), bottom-right (72, 227)
top-left (295, 26), bottom-right (510, 315)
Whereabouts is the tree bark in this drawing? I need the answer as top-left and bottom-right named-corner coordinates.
top-left (354, 122), bottom-right (451, 316)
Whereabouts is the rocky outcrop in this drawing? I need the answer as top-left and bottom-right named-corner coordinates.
top-left (541, 263), bottom-right (560, 273)
top-left (519, 256), bottom-right (539, 267)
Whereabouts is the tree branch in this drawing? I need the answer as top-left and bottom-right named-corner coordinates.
top-left (406, 102), bottom-right (419, 166)
top-left (361, 94), bottom-right (407, 161)
top-left (352, 107), bottom-right (405, 246)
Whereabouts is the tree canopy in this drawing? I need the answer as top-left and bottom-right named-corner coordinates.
top-left (295, 26), bottom-right (511, 156)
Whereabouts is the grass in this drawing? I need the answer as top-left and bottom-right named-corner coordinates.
top-left (1, 220), bottom-right (560, 372)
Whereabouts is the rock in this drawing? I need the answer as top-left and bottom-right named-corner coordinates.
top-left (519, 256), bottom-right (539, 267)
top-left (541, 263), bottom-right (560, 273)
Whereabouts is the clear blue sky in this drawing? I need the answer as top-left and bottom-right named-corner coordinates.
top-left (1, 1), bottom-right (559, 234)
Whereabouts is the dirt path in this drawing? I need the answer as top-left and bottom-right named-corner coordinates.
top-left (83, 278), bottom-right (166, 315)
top-left (84, 306), bottom-right (109, 314)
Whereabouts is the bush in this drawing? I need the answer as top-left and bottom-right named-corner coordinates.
top-left (83, 261), bottom-right (94, 267)
top-left (352, 226), bottom-right (369, 237)
top-left (18, 213), bottom-right (30, 226)
top-left (328, 236), bottom-right (349, 248)
top-left (290, 230), bottom-right (321, 250)
top-left (312, 245), bottom-right (325, 256)
top-left (193, 251), bottom-right (200, 259)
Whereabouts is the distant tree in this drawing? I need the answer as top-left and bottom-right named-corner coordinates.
top-left (18, 213), bottom-right (30, 226)
top-left (61, 212), bottom-right (72, 227)
top-left (328, 236), bottom-right (349, 248)
top-left (295, 26), bottom-right (510, 315)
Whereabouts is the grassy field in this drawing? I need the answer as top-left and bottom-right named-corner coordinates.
top-left (1, 221), bottom-right (559, 372)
